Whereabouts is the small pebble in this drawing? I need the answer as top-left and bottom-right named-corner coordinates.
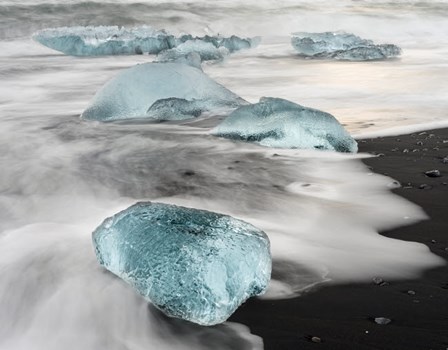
top-left (391, 148), bottom-right (399, 152)
top-left (311, 336), bottom-right (321, 343)
top-left (374, 317), bottom-right (391, 325)
top-left (431, 239), bottom-right (437, 244)
top-left (372, 277), bottom-right (384, 285)
top-left (419, 184), bottom-right (432, 190)
top-left (416, 141), bottom-right (424, 146)
top-left (443, 140), bottom-right (448, 143)
top-left (387, 181), bottom-right (401, 189)
top-left (403, 149), bottom-right (409, 153)
top-left (442, 157), bottom-right (448, 164)
top-left (412, 149), bottom-right (420, 152)
top-left (407, 290), bottom-right (416, 295)
top-left (425, 170), bottom-right (441, 177)
top-left (433, 147), bottom-right (440, 151)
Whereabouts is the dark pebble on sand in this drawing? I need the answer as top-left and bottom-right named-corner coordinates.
top-left (372, 277), bottom-right (389, 286)
top-left (419, 184), bottom-right (432, 190)
top-left (183, 170), bottom-right (195, 176)
top-left (424, 170), bottom-right (441, 177)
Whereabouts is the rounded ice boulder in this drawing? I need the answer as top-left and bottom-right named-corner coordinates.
top-left (92, 202), bottom-right (272, 326)
top-left (81, 61), bottom-right (245, 121)
top-left (211, 97), bottom-right (358, 153)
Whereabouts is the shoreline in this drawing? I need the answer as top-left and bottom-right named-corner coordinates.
top-left (230, 128), bottom-right (448, 350)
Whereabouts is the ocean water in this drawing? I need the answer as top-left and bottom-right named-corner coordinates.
top-left (0, 1), bottom-right (447, 349)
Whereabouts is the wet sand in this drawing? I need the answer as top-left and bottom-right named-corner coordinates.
top-left (230, 128), bottom-right (448, 350)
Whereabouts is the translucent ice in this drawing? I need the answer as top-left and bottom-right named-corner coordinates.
top-left (211, 97), bottom-right (358, 152)
top-left (146, 97), bottom-right (240, 121)
top-left (291, 32), bottom-right (401, 61)
top-left (157, 40), bottom-right (230, 63)
top-left (177, 34), bottom-right (259, 53)
top-left (33, 26), bottom-right (176, 56)
top-left (81, 62), bottom-right (245, 121)
top-left (32, 26), bottom-right (258, 57)
top-left (92, 202), bottom-right (271, 326)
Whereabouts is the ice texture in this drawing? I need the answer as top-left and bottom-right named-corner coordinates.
top-left (177, 34), bottom-right (260, 53)
top-left (81, 62), bottom-right (245, 121)
top-left (157, 40), bottom-right (230, 63)
top-left (92, 202), bottom-right (272, 326)
top-left (291, 32), bottom-right (401, 61)
top-left (33, 26), bottom-right (176, 56)
top-left (211, 97), bottom-right (358, 153)
top-left (32, 26), bottom-right (258, 57)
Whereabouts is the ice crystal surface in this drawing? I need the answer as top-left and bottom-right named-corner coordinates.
top-left (291, 32), bottom-right (401, 60)
top-left (212, 97), bottom-right (358, 152)
top-left (92, 202), bottom-right (271, 326)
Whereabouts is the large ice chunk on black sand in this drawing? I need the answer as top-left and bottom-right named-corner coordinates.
top-left (211, 97), bottom-right (358, 153)
top-left (81, 61), bottom-right (246, 121)
top-left (92, 202), bottom-right (272, 326)
top-left (291, 32), bottom-right (401, 61)
top-left (32, 26), bottom-right (258, 57)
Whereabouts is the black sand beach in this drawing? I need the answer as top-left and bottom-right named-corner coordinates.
top-left (231, 128), bottom-right (448, 350)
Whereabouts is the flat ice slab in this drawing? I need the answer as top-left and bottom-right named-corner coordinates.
top-left (291, 32), bottom-right (401, 61)
top-left (32, 26), bottom-right (175, 56)
top-left (32, 26), bottom-right (258, 57)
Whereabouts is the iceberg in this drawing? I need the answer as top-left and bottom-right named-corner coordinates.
top-left (291, 32), bottom-right (401, 61)
top-left (92, 202), bottom-right (271, 326)
top-left (211, 97), bottom-right (358, 153)
top-left (81, 61), bottom-right (245, 121)
top-left (157, 40), bottom-right (230, 63)
top-left (33, 26), bottom-right (176, 56)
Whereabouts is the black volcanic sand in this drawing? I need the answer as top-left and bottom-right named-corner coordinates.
top-left (230, 128), bottom-right (448, 350)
